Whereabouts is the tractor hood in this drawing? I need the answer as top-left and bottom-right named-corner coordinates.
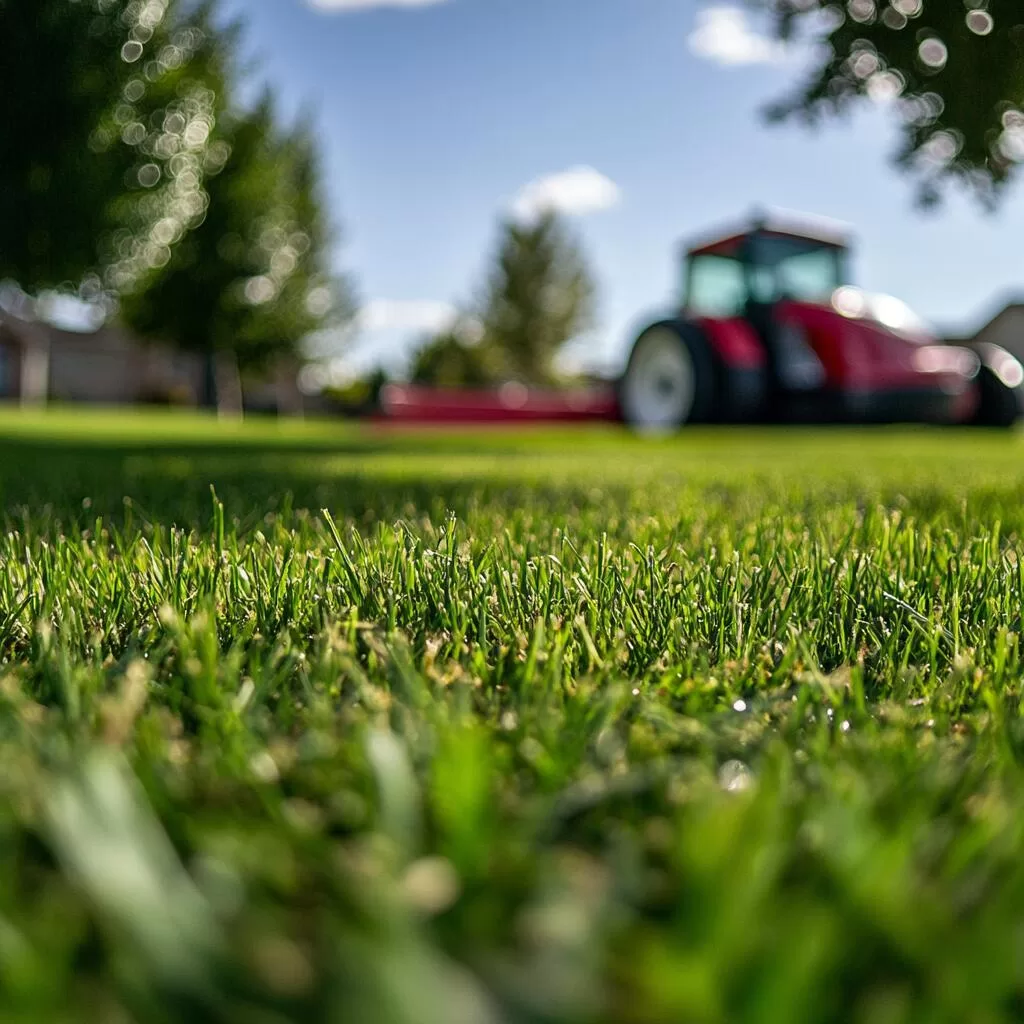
top-left (830, 286), bottom-right (936, 343)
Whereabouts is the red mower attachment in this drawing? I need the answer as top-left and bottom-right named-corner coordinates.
top-left (375, 382), bottom-right (620, 425)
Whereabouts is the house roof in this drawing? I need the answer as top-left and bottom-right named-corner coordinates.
top-left (938, 296), bottom-right (1024, 345)
top-left (964, 297), bottom-right (1024, 339)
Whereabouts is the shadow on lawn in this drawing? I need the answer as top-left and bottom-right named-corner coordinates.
top-left (0, 433), bottom-right (626, 531)
top-left (4, 428), bottom-right (1024, 536)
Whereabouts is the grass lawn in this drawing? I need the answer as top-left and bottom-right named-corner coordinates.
top-left (3, 408), bottom-right (1024, 1022)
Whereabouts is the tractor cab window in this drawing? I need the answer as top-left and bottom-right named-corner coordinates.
top-left (749, 234), bottom-right (845, 306)
top-left (685, 233), bottom-right (848, 316)
top-left (686, 254), bottom-right (747, 318)
top-left (776, 249), bottom-right (843, 304)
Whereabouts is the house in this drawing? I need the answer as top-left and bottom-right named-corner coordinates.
top-left (0, 309), bottom-right (305, 414)
top-left (945, 298), bottom-right (1024, 360)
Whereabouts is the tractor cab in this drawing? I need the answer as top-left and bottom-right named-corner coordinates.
top-left (683, 216), bottom-right (850, 319)
top-left (682, 215), bottom-right (854, 401)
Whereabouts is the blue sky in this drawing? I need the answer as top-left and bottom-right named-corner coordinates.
top-left (218, 0), bottom-right (1024, 379)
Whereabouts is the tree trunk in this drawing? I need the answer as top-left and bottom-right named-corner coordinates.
top-left (215, 350), bottom-right (243, 419)
top-left (20, 330), bottom-right (49, 406)
top-left (201, 347), bottom-right (218, 410)
top-left (273, 359), bottom-right (304, 418)
top-left (2, 315), bottom-right (49, 406)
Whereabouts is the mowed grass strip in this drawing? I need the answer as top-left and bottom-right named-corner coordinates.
top-left (1, 410), bottom-right (1024, 1022)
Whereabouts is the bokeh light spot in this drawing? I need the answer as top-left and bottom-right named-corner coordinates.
top-left (137, 163), bottom-right (161, 188)
top-left (966, 10), bottom-right (994, 35)
top-left (918, 37), bottom-right (948, 70)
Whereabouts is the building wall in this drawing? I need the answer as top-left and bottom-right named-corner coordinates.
top-left (47, 329), bottom-right (140, 403)
top-left (972, 307), bottom-right (1024, 361)
top-left (0, 313), bottom-right (303, 413)
top-left (47, 326), bottom-right (204, 405)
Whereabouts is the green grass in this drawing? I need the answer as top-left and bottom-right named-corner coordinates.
top-left (3, 409), bottom-right (1024, 1022)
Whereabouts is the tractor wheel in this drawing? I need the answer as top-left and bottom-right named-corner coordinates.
top-left (967, 345), bottom-right (1024, 428)
top-left (619, 320), bottom-right (715, 432)
top-left (969, 364), bottom-right (1022, 428)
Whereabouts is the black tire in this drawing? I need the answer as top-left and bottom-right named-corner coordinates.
top-left (964, 344), bottom-right (1023, 428)
top-left (618, 320), bottom-right (716, 432)
top-left (969, 363), bottom-right (1022, 428)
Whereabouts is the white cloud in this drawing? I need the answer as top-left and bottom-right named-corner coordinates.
top-left (511, 166), bottom-right (622, 222)
top-left (357, 299), bottom-right (458, 334)
top-left (305, 0), bottom-right (449, 11)
top-left (688, 5), bottom-right (787, 66)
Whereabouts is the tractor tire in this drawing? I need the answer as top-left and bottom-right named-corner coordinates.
top-left (969, 364), bottom-right (1022, 428)
top-left (618, 320), bottom-right (715, 433)
top-left (967, 344), bottom-right (1024, 428)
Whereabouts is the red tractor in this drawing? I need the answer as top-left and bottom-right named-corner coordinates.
top-left (619, 213), bottom-right (1024, 431)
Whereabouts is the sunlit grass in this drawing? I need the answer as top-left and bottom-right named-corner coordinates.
top-left (1, 410), bottom-right (1024, 1021)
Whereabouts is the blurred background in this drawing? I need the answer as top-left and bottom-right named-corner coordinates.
top-left (2, 0), bottom-right (1023, 417)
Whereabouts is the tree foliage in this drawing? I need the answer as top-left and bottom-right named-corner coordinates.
top-left (409, 213), bottom-right (595, 389)
top-left (0, 0), bottom-right (228, 296)
top-left (757, 0), bottom-right (1024, 205)
top-left (481, 212), bottom-right (595, 385)
top-left (118, 96), bottom-right (351, 378)
top-left (409, 327), bottom-right (497, 389)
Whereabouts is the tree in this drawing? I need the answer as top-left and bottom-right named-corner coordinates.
top-left (406, 213), bottom-right (595, 389)
top-left (0, 0), bottom-right (228, 297)
top-left (476, 212), bottom-right (595, 385)
top-left (409, 325), bottom-right (498, 388)
top-left (117, 95), bottom-right (353, 409)
top-left (756, 1), bottom-right (1024, 205)
top-left (0, 0), bottom-right (349, 412)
